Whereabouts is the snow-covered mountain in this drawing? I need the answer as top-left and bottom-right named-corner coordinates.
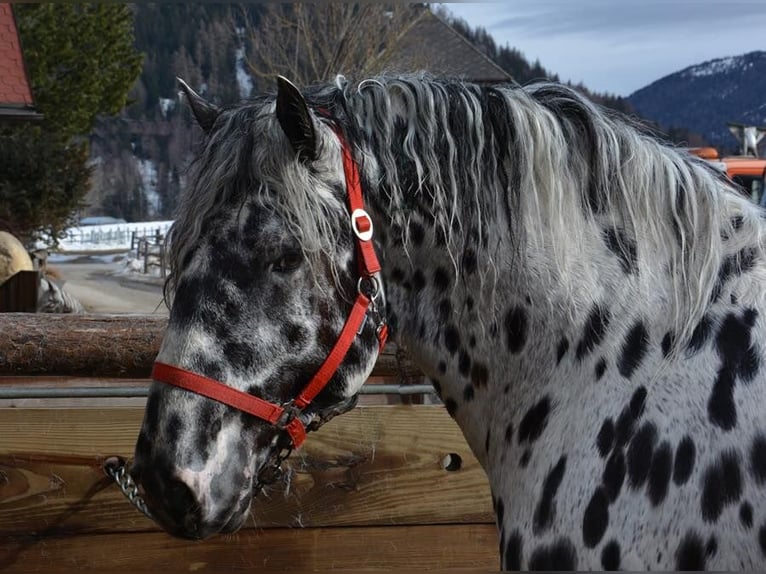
top-left (628, 51), bottom-right (766, 152)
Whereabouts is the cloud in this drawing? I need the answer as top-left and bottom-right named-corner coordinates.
top-left (444, 1), bottom-right (766, 94)
top-left (488, 1), bottom-right (766, 38)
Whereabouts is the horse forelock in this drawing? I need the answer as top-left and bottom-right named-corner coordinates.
top-left (164, 94), bottom-right (351, 302)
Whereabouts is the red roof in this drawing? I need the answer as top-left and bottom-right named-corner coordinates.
top-left (0, 3), bottom-right (36, 115)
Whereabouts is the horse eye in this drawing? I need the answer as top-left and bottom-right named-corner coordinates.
top-left (271, 251), bottom-right (303, 273)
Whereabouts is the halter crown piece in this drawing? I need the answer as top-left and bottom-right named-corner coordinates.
top-left (152, 127), bottom-right (388, 452)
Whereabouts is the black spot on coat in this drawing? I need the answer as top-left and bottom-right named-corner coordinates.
top-left (528, 538), bottom-right (577, 570)
top-left (458, 349), bottom-right (472, 376)
top-left (627, 422), bottom-right (657, 489)
top-left (601, 540), bottom-right (621, 571)
top-left (409, 220), bottom-right (425, 246)
top-left (582, 487), bottom-right (609, 548)
top-left (556, 337), bottom-right (569, 364)
top-left (444, 325), bottom-right (461, 355)
top-left (596, 418), bottom-right (615, 458)
top-left (673, 436), bottom-right (696, 486)
top-left (712, 246), bottom-right (758, 302)
top-left (701, 450), bottom-right (743, 523)
top-left (687, 315), bottom-right (713, 355)
top-left (615, 386), bottom-right (648, 448)
top-left (470, 362), bottom-right (489, 388)
top-left (437, 299), bottom-right (452, 321)
top-left (661, 331), bottom-right (675, 358)
top-left (603, 450), bottom-right (626, 502)
top-left (504, 422), bottom-right (514, 444)
top-left (676, 531), bottom-right (706, 570)
top-left (412, 270), bottom-right (426, 292)
top-left (648, 441), bottom-right (673, 506)
top-left (603, 227), bottom-right (638, 274)
top-left (461, 248), bottom-right (477, 275)
top-left (518, 396), bottom-right (551, 444)
top-left (505, 306), bottom-right (528, 353)
top-left (576, 306), bottom-right (611, 360)
top-left (716, 310), bottom-right (760, 382)
top-left (750, 434), bottom-right (766, 485)
top-left (503, 530), bottom-right (523, 571)
top-left (433, 267), bottom-right (451, 292)
top-left (708, 368), bottom-right (737, 431)
top-left (740, 501), bottom-right (754, 529)
top-left (595, 358), bottom-right (607, 380)
top-left (533, 456), bottom-right (567, 534)
top-left (618, 321), bottom-right (650, 378)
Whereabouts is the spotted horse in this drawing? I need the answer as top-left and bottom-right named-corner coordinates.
top-left (124, 74), bottom-right (766, 570)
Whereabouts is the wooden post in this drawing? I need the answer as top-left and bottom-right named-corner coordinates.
top-left (0, 270), bottom-right (40, 313)
top-left (159, 244), bottom-right (166, 278)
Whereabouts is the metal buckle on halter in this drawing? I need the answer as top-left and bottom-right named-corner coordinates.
top-left (275, 401), bottom-right (302, 430)
top-left (351, 208), bottom-right (374, 241)
top-left (356, 274), bottom-right (383, 335)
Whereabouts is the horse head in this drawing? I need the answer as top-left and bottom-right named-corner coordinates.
top-left (131, 77), bottom-right (385, 539)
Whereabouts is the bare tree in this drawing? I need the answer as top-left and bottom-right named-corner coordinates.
top-left (246, 4), bottom-right (422, 85)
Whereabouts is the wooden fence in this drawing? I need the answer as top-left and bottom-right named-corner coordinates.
top-left (132, 230), bottom-right (168, 278)
top-left (0, 314), bottom-right (497, 572)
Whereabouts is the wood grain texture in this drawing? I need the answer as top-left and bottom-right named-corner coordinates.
top-left (0, 406), bottom-right (493, 537)
top-left (0, 313), bottom-right (423, 378)
top-left (0, 524), bottom-right (500, 572)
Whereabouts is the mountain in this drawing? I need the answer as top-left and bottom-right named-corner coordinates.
top-left (628, 51), bottom-right (766, 153)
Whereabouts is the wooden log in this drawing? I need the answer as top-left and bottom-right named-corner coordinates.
top-left (0, 314), bottom-right (423, 379)
top-left (0, 406), bottom-right (493, 537)
top-left (0, 523), bottom-right (499, 572)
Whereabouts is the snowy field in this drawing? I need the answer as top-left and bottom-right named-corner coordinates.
top-left (40, 220), bottom-right (174, 253)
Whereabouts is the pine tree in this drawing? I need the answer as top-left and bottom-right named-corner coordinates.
top-left (0, 4), bottom-right (143, 243)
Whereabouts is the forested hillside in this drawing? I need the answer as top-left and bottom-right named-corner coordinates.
top-left (86, 4), bottom-right (666, 222)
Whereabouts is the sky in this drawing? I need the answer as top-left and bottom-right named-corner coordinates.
top-left (442, 1), bottom-right (766, 97)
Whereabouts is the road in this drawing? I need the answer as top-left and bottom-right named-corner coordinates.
top-left (53, 259), bottom-right (169, 315)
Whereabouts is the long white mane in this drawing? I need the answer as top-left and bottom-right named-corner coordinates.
top-left (169, 74), bottom-right (765, 345)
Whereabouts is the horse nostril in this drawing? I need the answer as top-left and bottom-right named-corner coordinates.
top-left (165, 478), bottom-right (200, 518)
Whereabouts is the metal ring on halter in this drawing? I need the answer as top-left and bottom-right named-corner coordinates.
top-left (357, 275), bottom-right (380, 301)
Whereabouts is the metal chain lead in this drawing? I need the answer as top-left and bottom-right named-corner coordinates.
top-left (104, 405), bottom-right (351, 517)
top-left (103, 456), bottom-right (154, 520)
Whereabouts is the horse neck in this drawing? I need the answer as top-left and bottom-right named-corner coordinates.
top-left (365, 165), bottom-right (678, 464)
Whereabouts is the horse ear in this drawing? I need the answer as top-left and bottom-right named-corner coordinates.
top-left (177, 77), bottom-right (220, 133)
top-left (276, 76), bottom-right (317, 162)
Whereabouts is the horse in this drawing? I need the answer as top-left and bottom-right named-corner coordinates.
top-left (131, 73), bottom-right (766, 570)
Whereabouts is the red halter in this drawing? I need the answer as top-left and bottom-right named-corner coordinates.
top-left (152, 130), bottom-right (387, 449)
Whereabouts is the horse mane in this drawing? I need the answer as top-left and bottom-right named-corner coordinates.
top-left (167, 73), bottom-right (765, 345)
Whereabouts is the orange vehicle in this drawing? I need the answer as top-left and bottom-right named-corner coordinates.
top-left (689, 147), bottom-right (766, 205)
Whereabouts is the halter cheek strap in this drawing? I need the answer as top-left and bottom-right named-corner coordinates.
top-left (152, 129), bottom-right (387, 450)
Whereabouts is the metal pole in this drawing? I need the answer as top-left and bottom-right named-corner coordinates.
top-left (0, 384), bottom-right (435, 400)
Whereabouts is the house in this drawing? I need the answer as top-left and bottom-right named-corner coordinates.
top-left (0, 3), bottom-right (41, 121)
top-left (380, 7), bottom-right (512, 84)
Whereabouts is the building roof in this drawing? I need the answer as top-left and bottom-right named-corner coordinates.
top-left (381, 8), bottom-right (512, 84)
top-left (0, 4), bottom-right (40, 121)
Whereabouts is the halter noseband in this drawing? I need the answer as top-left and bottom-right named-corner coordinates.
top-left (151, 129), bottom-right (387, 458)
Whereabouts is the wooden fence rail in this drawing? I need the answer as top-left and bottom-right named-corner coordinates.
top-left (0, 314), bottom-right (422, 379)
top-left (0, 314), bottom-right (496, 572)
